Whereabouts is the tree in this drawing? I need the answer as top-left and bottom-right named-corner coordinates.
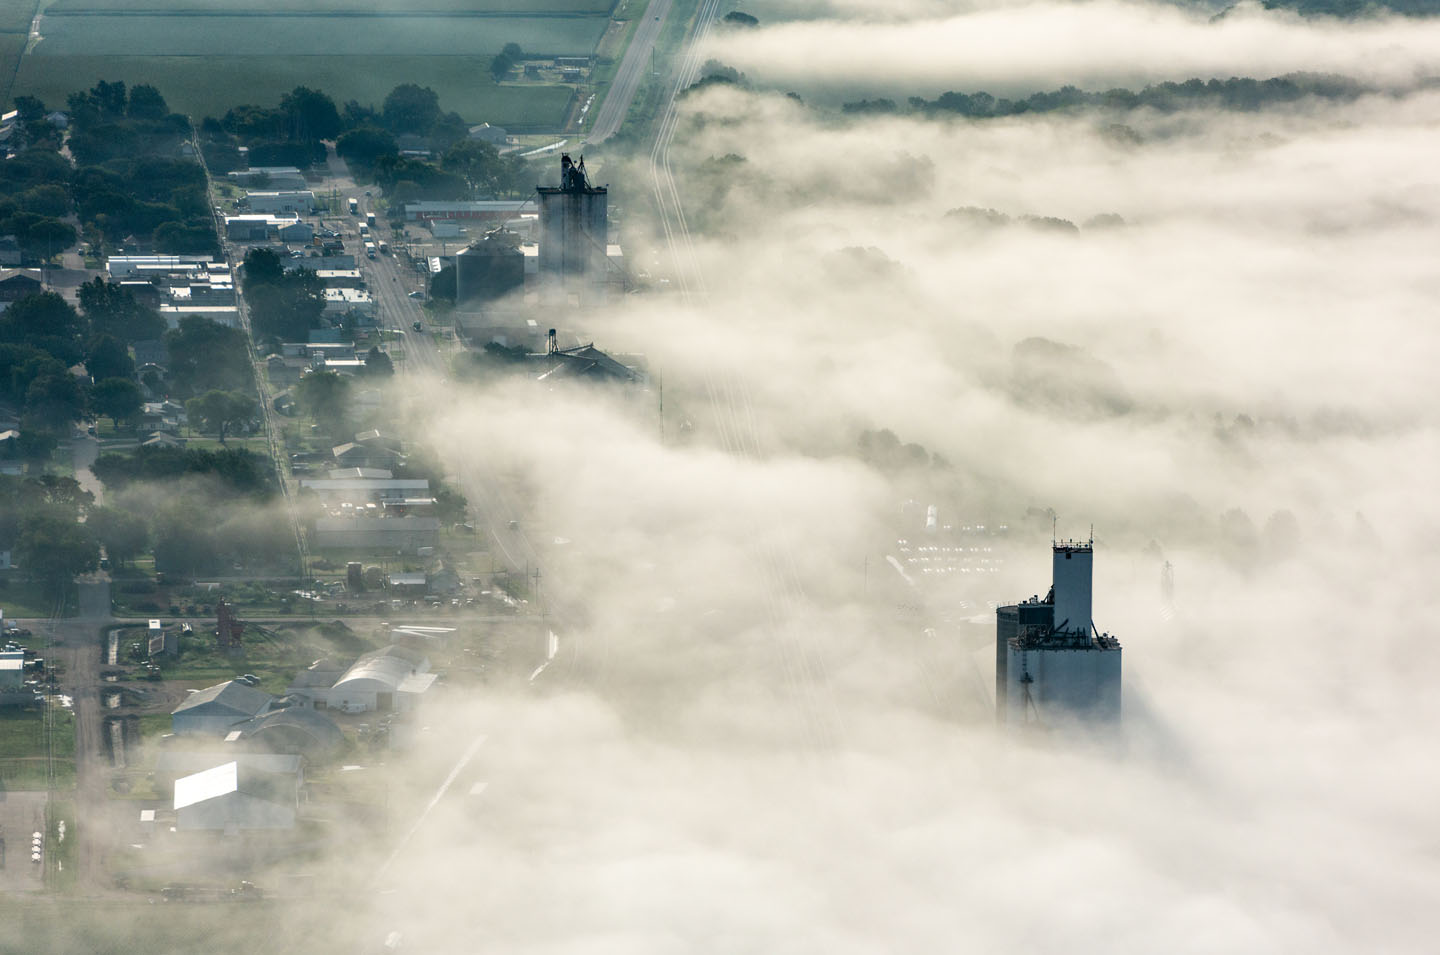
top-left (153, 221), bottom-right (219, 255)
top-left (87, 506), bottom-right (148, 567)
top-left (441, 139), bottom-right (503, 197)
top-left (336, 127), bottom-right (399, 167)
top-left (23, 371), bottom-right (87, 431)
top-left (16, 512), bottom-right (98, 596)
top-left (127, 84), bottom-right (169, 120)
top-left (294, 370), bottom-right (350, 437)
top-left (279, 86), bottom-right (341, 141)
top-left (0, 292), bottom-right (86, 362)
top-left (245, 268), bottom-right (325, 342)
top-left (152, 500), bottom-right (215, 577)
top-left (164, 317), bottom-right (251, 398)
top-left (491, 48), bottom-right (518, 82)
top-left (723, 11), bottom-right (759, 26)
top-left (11, 427), bottom-right (54, 466)
top-left (19, 184), bottom-right (71, 218)
top-left (90, 377), bottom-right (142, 426)
top-left (429, 264), bottom-right (457, 302)
top-left (184, 390), bottom-right (257, 443)
top-left (85, 334), bottom-right (135, 381)
top-left (242, 246), bottom-right (285, 285)
top-left (17, 217), bottom-right (77, 260)
top-left (363, 346), bottom-right (393, 377)
top-left (78, 279), bottom-right (165, 344)
top-left (382, 84), bottom-right (441, 135)
top-left (434, 484), bottom-right (468, 524)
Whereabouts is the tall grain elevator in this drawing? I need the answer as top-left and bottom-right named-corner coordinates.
top-left (996, 540), bottom-right (1122, 728)
top-left (536, 153), bottom-right (608, 307)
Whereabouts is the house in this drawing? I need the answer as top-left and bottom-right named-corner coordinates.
top-left (315, 269), bottom-right (364, 289)
top-left (328, 467), bottom-right (393, 480)
top-left (312, 516), bottom-right (439, 553)
top-left (45, 111), bottom-right (68, 130)
top-left (387, 572), bottom-right (428, 596)
top-left (142, 431), bottom-right (185, 450)
top-left (158, 305), bottom-right (241, 329)
top-left (242, 190), bottom-right (317, 215)
top-left (322, 287), bottom-right (375, 319)
top-left (467, 123), bottom-right (508, 145)
top-left (228, 167), bottom-right (307, 191)
top-left (0, 269), bottom-right (43, 302)
top-left (171, 680), bottom-right (274, 736)
top-left (173, 759), bottom-right (298, 832)
top-left (324, 645), bottom-right (435, 714)
top-left (139, 400), bottom-right (186, 433)
top-left (224, 215), bottom-right (313, 244)
top-left (284, 253), bottom-right (355, 272)
top-left (105, 255), bottom-right (214, 279)
top-left (332, 441), bottom-right (402, 470)
top-left (354, 429), bottom-right (403, 453)
top-left (299, 477), bottom-right (428, 504)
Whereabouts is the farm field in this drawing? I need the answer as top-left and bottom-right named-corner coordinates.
top-left (44, 0), bottom-right (615, 12)
top-left (31, 13), bottom-right (608, 56)
top-left (0, 0), bottom-right (37, 88)
top-left (6, 0), bottom-right (616, 126)
top-left (0, 0), bottom-right (35, 34)
top-left (12, 54), bottom-right (576, 127)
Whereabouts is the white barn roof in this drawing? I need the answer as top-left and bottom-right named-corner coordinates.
top-left (174, 761), bottom-right (238, 810)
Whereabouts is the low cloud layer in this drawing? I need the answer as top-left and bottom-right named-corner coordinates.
top-left (707, 1), bottom-right (1440, 97)
top-left (178, 5), bottom-right (1440, 952)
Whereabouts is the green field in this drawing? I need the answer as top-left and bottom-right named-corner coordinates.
top-left (12, 55), bottom-right (576, 127)
top-left (0, 0), bottom-right (36, 89)
top-left (45, 0), bottom-right (615, 12)
top-left (0, 0), bottom-right (35, 35)
top-left (5, 0), bottom-right (613, 126)
top-left (0, 707), bottom-right (76, 792)
top-left (32, 13), bottom-right (608, 56)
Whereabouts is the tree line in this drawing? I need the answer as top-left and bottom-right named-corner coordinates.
top-left (845, 73), bottom-right (1371, 119)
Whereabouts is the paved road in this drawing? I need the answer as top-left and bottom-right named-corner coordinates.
top-left (586, 0), bottom-right (674, 145)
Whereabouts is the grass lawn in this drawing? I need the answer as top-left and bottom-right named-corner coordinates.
top-left (0, 573), bottom-right (68, 618)
top-left (0, 707), bottom-right (77, 791)
top-left (44, 798), bottom-right (76, 891)
top-left (13, 54), bottom-right (577, 127)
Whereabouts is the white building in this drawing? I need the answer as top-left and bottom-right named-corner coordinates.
top-left (243, 190), bottom-right (317, 215)
top-left (173, 760), bottom-right (298, 832)
top-left (324, 645), bottom-right (435, 714)
top-left (322, 287), bottom-right (375, 318)
top-left (997, 541), bottom-right (1122, 728)
top-left (105, 254), bottom-right (215, 279)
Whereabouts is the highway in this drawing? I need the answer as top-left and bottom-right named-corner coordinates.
top-left (586, 0), bottom-right (674, 145)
